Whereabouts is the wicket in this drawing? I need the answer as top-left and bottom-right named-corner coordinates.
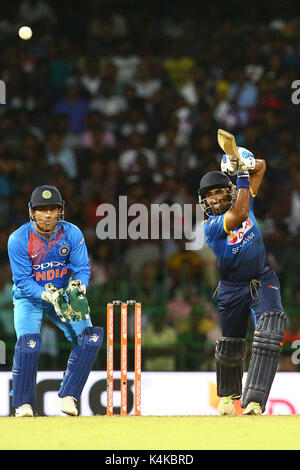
top-left (106, 300), bottom-right (142, 416)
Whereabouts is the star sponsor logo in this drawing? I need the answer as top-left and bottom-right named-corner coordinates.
top-left (227, 218), bottom-right (253, 245)
top-left (231, 232), bottom-right (255, 254)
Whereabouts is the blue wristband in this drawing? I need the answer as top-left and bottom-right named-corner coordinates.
top-left (237, 172), bottom-right (250, 189)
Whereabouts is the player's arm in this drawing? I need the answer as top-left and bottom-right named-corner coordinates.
top-left (222, 151), bottom-right (266, 198)
top-left (8, 231), bottom-right (83, 321)
top-left (7, 234), bottom-right (45, 300)
top-left (224, 173), bottom-right (251, 233)
top-left (248, 159), bottom-right (266, 197)
top-left (66, 226), bottom-right (91, 318)
top-left (68, 226), bottom-right (91, 288)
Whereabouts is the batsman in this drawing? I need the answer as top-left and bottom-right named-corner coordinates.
top-left (7, 185), bottom-right (104, 417)
top-left (198, 130), bottom-right (287, 415)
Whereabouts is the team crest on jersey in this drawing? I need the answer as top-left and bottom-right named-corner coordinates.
top-left (227, 219), bottom-right (253, 245)
top-left (59, 245), bottom-right (69, 256)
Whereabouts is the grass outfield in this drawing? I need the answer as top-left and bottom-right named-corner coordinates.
top-left (0, 415), bottom-right (300, 450)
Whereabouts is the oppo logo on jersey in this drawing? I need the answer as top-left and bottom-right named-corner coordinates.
top-left (32, 261), bottom-right (66, 270)
top-left (227, 219), bottom-right (253, 245)
top-left (32, 260), bottom-right (68, 282)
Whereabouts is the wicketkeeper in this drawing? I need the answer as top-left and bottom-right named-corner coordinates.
top-left (7, 185), bottom-right (104, 417)
top-left (198, 144), bottom-right (287, 415)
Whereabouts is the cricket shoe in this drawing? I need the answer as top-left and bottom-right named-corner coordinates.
top-left (242, 402), bottom-right (262, 415)
top-left (15, 404), bottom-right (34, 417)
top-left (57, 396), bottom-right (78, 416)
top-left (217, 395), bottom-right (238, 416)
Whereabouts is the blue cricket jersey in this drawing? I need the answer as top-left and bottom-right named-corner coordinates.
top-left (8, 221), bottom-right (91, 302)
top-left (203, 192), bottom-right (270, 282)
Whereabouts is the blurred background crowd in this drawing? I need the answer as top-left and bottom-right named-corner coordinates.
top-left (0, 0), bottom-right (300, 371)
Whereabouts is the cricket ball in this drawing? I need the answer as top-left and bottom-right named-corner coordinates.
top-left (19, 26), bottom-right (32, 40)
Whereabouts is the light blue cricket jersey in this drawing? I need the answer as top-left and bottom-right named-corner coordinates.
top-left (203, 193), bottom-right (270, 282)
top-left (7, 221), bottom-right (91, 302)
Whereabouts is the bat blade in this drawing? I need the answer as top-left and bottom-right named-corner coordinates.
top-left (217, 129), bottom-right (241, 162)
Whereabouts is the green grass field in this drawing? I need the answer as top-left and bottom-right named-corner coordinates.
top-left (0, 415), bottom-right (300, 450)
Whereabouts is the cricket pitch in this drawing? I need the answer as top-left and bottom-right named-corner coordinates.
top-left (0, 415), bottom-right (299, 450)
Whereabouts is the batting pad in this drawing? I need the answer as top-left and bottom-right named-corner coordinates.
top-left (12, 333), bottom-right (42, 408)
top-left (58, 326), bottom-right (104, 400)
top-left (241, 310), bottom-right (287, 412)
top-left (215, 337), bottom-right (247, 397)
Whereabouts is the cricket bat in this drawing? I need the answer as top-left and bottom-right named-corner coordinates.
top-left (217, 129), bottom-right (242, 163)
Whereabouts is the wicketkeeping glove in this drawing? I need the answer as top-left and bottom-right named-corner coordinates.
top-left (41, 283), bottom-right (82, 322)
top-left (66, 279), bottom-right (90, 320)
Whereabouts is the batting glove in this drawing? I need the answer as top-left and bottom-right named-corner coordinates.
top-left (237, 147), bottom-right (256, 171)
top-left (221, 154), bottom-right (244, 175)
top-left (221, 147), bottom-right (255, 176)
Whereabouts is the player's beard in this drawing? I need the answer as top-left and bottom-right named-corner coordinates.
top-left (208, 198), bottom-right (232, 216)
top-left (29, 207), bottom-right (64, 236)
top-left (35, 218), bottom-right (58, 235)
top-left (33, 212), bottom-right (63, 235)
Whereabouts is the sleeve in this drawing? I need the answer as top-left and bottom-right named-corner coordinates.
top-left (7, 233), bottom-right (44, 300)
top-left (68, 226), bottom-right (91, 288)
top-left (204, 214), bottom-right (228, 243)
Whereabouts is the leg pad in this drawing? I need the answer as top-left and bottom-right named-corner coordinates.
top-left (241, 310), bottom-right (287, 411)
top-left (58, 326), bottom-right (104, 400)
top-left (215, 337), bottom-right (247, 397)
top-left (12, 333), bottom-right (42, 408)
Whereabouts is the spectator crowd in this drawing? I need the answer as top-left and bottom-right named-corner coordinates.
top-left (0, 0), bottom-right (300, 370)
